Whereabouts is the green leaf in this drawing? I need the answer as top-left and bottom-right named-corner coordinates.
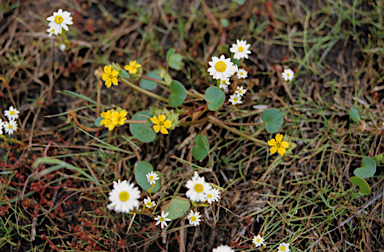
top-left (95, 117), bottom-right (103, 127)
top-left (168, 53), bottom-right (184, 70)
top-left (350, 176), bottom-right (371, 195)
top-left (134, 161), bottom-right (161, 193)
top-left (261, 108), bottom-right (284, 133)
top-left (168, 80), bottom-right (186, 108)
top-left (166, 48), bottom-right (176, 62)
top-left (129, 110), bottom-right (156, 143)
top-left (192, 135), bottom-right (210, 160)
top-left (139, 70), bottom-right (162, 90)
top-left (165, 197), bottom-right (190, 220)
top-left (349, 107), bottom-right (360, 123)
top-left (220, 18), bottom-right (229, 28)
top-left (119, 69), bottom-right (130, 79)
top-left (354, 157), bottom-right (376, 179)
top-left (205, 86), bottom-right (225, 111)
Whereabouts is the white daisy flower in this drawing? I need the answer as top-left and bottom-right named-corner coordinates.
top-left (205, 188), bottom-right (220, 204)
top-left (282, 69), bottom-right (294, 81)
top-left (187, 210), bottom-right (201, 227)
top-left (0, 119), bottom-right (4, 135)
top-left (108, 180), bottom-right (141, 213)
top-left (143, 197), bottom-right (156, 209)
top-left (46, 9), bottom-right (73, 34)
top-left (185, 174), bottom-right (212, 202)
top-left (278, 242), bottom-right (290, 252)
top-left (237, 68), bottom-right (248, 79)
top-left (235, 86), bottom-right (247, 97)
top-left (146, 171), bottom-right (159, 185)
top-left (230, 39), bottom-right (251, 60)
top-left (192, 171), bottom-right (200, 180)
top-left (252, 235), bottom-right (264, 247)
top-left (228, 94), bottom-right (242, 105)
top-left (219, 78), bottom-right (230, 89)
top-left (46, 27), bottom-right (58, 37)
top-left (4, 106), bottom-right (20, 120)
top-left (207, 55), bottom-right (236, 80)
top-left (212, 245), bottom-right (234, 252)
top-left (4, 120), bottom-right (17, 135)
top-left (154, 211), bottom-right (171, 229)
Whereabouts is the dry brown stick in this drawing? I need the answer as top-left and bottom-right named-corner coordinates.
top-left (66, 109), bottom-right (103, 132)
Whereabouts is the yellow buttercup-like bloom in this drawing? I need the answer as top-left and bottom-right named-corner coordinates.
top-left (268, 134), bottom-right (289, 156)
top-left (150, 115), bottom-right (172, 134)
top-left (124, 61), bottom-right (141, 74)
top-left (100, 110), bottom-right (115, 131)
top-left (101, 66), bottom-right (119, 88)
top-left (112, 110), bottom-right (127, 125)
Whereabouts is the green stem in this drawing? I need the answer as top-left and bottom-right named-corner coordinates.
top-left (208, 116), bottom-right (268, 146)
top-left (120, 78), bottom-right (169, 103)
top-left (61, 29), bottom-right (70, 47)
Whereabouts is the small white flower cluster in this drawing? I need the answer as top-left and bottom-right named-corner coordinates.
top-left (212, 238), bottom-right (289, 251)
top-left (184, 171), bottom-right (221, 227)
top-left (1, 106), bottom-right (19, 135)
top-left (207, 39), bottom-right (251, 106)
top-left (46, 9), bottom-right (73, 37)
top-left (107, 172), bottom-right (171, 230)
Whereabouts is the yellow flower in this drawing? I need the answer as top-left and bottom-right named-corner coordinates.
top-left (112, 110), bottom-right (127, 125)
top-left (101, 66), bottom-right (119, 88)
top-left (124, 61), bottom-right (141, 74)
top-left (100, 110), bottom-right (115, 131)
top-left (150, 115), bottom-right (172, 134)
top-left (268, 134), bottom-right (289, 156)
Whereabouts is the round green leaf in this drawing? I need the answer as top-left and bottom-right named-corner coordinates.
top-left (168, 53), bottom-right (184, 70)
top-left (353, 157), bottom-right (376, 179)
top-left (350, 176), bottom-right (371, 195)
top-left (129, 110), bottom-right (156, 143)
top-left (349, 107), bottom-right (360, 123)
top-left (134, 161), bottom-right (161, 193)
top-left (192, 134), bottom-right (209, 160)
top-left (205, 86), bottom-right (225, 111)
top-left (168, 80), bottom-right (186, 108)
top-left (95, 116), bottom-right (103, 127)
top-left (139, 70), bottom-right (162, 90)
top-left (261, 108), bottom-right (284, 133)
top-left (165, 197), bottom-right (190, 220)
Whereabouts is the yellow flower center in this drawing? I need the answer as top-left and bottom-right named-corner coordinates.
top-left (238, 90), bottom-right (242, 93)
top-left (286, 73), bottom-right (290, 76)
top-left (233, 97), bottom-right (238, 102)
top-left (159, 217), bottom-right (165, 222)
top-left (8, 125), bottom-right (13, 129)
top-left (280, 246), bottom-right (286, 251)
top-left (240, 72), bottom-right (244, 75)
top-left (194, 183), bottom-right (204, 193)
top-left (149, 175), bottom-right (154, 180)
top-left (147, 202), bottom-right (152, 207)
top-left (215, 61), bottom-right (227, 72)
top-left (207, 194), bottom-right (212, 198)
top-left (10, 111), bottom-right (15, 115)
top-left (191, 216), bottom-right (197, 221)
top-left (238, 46), bottom-right (244, 52)
top-left (54, 15), bottom-right (64, 24)
top-left (222, 80), bottom-right (226, 84)
top-left (256, 238), bottom-right (261, 243)
top-left (119, 191), bottom-right (130, 202)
